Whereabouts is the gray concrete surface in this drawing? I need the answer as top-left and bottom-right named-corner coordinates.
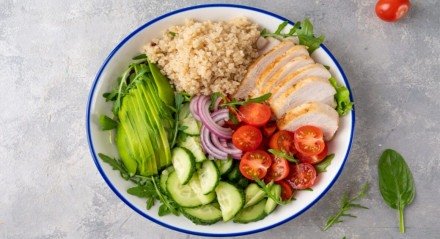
top-left (1, 0), bottom-right (439, 238)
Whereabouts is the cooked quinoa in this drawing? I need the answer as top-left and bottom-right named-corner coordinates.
top-left (144, 18), bottom-right (260, 95)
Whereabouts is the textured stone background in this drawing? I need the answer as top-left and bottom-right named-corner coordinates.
top-left (1, 0), bottom-right (439, 238)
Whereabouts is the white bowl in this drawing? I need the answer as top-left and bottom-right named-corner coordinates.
top-left (86, 3), bottom-right (355, 237)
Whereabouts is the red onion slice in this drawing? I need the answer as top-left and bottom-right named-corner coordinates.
top-left (200, 125), bottom-right (228, 159)
top-left (190, 95), bottom-right (201, 120)
top-left (197, 96), bottom-right (232, 139)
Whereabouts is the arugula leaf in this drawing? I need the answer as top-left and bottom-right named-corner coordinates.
top-left (268, 149), bottom-right (298, 163)
top-left (378, 149), bottom-right (415, 233)
top-left (302, 188), bottom-right (313, 191)
top-left (98, 153), bottom-right (131, 179)
top-left (127, 185), bottom-right (158, 198)
top-left (329, 77), bottom-right (353, 116)
top-left (260, 18), bottom-right (324, 53)
top-left (210, 92), bottom-right (222, 110)
top-left (255, 179), bottom-right (288, 205)
top-left (323, 183), bottom-right (369, 231)
top-left (315, 154), bottom-right (335, 173)
top-left (132, 54), bottom-right (148, 60)
top-left (170, 92), bottom-right (188, 148)
top-left (98, 115), bottom-right (118, 130)
top-left (221, 93), bottom-right (272, 108)
top-left (274, 21), bottom-right (289, 34)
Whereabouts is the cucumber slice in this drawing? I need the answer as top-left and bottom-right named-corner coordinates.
top-left (188, 174), bottom-right (216, 205)
top-left (182, 203), bottom-right (222, 225)
top-left (179, 136), bottom-right (206, 162)
top-left (199, 160), bottom-right (220, 195)
top-left (159, 166), bottom-right (174, 194)
top-left (180, 115), bottom-right (200, 136)
top-left (171, 147), bottom-right (195, 184)
top-left (214, 158), bottom-right (233, 175)
top-left (179, 103), bottom-right (191, 119)
top-left (244, 183), bottom-right (266, 208)
top-left (166, 171), bottom-right (202, 207)
top-left (226, 163), bottom-right (240, 181)
top-left (265, 184), bottom-right (281, 214)
top-left (233, 199), bottom-right (267, 223)
top-left (215, 182), bottom-right (244, 221)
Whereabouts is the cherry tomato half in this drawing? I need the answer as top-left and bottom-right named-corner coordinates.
top-left (294, 125), bottom-right (325, 157)
top-left (239, 103), bottom-right (272, 127)
top-left (298, 143), bottom-right (328, 164)
top-left (264, 157), bottom-right (290, 182)
top-left (239, 150), bottom-right (272, 180)
top-left (287, 163), bottom-right (317, 190)
top-left (232, 125), bottom-right (262, 152)
top-left (276, 180), bottom-right (294, 201)
top-left (262, 121), bottom-right (278, 137)
top-left (375, 0), bottom-right (411, 22)
top-left (269, 130), bottom-right (297, 155)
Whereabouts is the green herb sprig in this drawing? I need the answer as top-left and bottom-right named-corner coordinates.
top-left (378, 149), bottom-right (415, 233)
top-left (221, 93), bottom-right (271, 108)
top-left (98, 153), bottom-right (179, 216)
top-left (268, 149), bottom-right (298, 163)
top-left (261, 19), bottom-right (325, 53)
top-left (323, 183), bottom-right (369, 231)
top-left (315, 154), bottom-right (335, 173)
top-left (329, 77), bottom-right (353, 116)
top-left (254, 179), bottom-right (288, 205)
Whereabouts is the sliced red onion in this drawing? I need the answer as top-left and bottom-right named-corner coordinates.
top-left (219, 138), bottom-right (228, 148)
top-left (200, 125), bottom-right (228, 159)
top-left (190, 95), bottom-right (200, 120)
top-left (212, 96), bottom-right (222, 111)
top-left (197, 96), bottom-right (232, 139)
top-left (210, 133), bottom-right (242, 155)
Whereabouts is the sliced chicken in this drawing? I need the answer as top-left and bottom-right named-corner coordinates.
top-left (271, 77), bottom-right (336, 118)
top-left (251, 45), bottom-right (309, 97)
top-left (270, 63), bottom-right (331, 100)
top-left (233, 41), bottom-right (294, 99)
top-left (256, 55), bottom-right (315, 96)
top-left (257, 37), bottom-right (281, 54)
top-left (277, 102), bottom-right (339, 140)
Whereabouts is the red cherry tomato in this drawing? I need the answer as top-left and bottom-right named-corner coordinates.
top-left (264, 157), bottom-right (290, 182)
top-left (269, 130), bottom-right (297, 155)
top-left (239, 103), bottom-right (272, 127)
top-left (294, 126), bottom-right (325, 157)
top-left (239, 150), bottom-right (273, 180)
top-left (298, 143), bottom-right (328, 164)
top-left (232, 125), bottom-right (262, 152)
top-left (276, 180), bottom-right (294, 201)
top-left (262, 121), bottom-right (277, 137)
top-left (287, 163), bottom-right (317, 189)
top-left (375, 0), bottom-right (411, 22)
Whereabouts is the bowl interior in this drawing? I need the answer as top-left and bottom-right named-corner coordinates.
top-left (87, 4), bottom-right (354, 237)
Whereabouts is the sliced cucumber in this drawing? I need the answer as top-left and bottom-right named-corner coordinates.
top-left (199, 160), bottom-right (220, 195)
top-left (171, 147), bottom-right (195, 184)
top-left (244, 183), bottom-right (266, 208)
top-left (233, 199), bottom-right (267, 223)
top-left (188, 174), bottom-right (216, 205)
top-left (214, 158), bottom-right (233, 175)
top-left (159, 166), bottom-right (174, 194)
top-left (182, 203), bottom-right (222, 225)
top-left (265, 184), bottom-right (281, 214)
top-left (215, 182), bottom-right (244, 221)
top-left (179, 103), bottom-right (191, 119)
top-left (180, 115), bottom-right (200, 136)
top-left (226, 163), bottom-right (240, 181)
top-left (166, 171), bottom-right (202, 207)
top-left (179, 136), bottom-right (206, 162)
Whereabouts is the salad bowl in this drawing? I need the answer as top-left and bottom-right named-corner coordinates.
top-left (86, 3), bottom-right (355, 237)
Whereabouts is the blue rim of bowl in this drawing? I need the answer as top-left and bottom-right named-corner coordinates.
top-left (86, 3), bottom-right (355, 237)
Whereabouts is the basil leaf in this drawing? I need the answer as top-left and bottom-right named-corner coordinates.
top-left (378, 149), bottom-right (415, 233)
top-left (98, 115), bottom-right (118, 130)
top-left (329, 77), bottom-right (353, 116)
top-left (315, 154), bottom-right (335, 173)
